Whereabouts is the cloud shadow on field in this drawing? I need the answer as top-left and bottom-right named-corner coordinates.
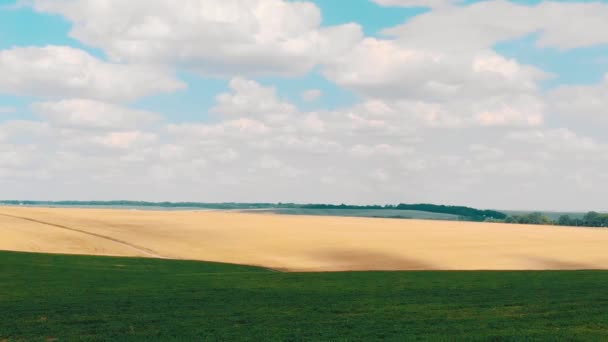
top-left (313, 248), bottom-right (436, 271)
top-left (522, 256), bottom-right (599, 270)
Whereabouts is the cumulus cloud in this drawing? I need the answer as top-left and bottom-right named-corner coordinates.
top-left (0, 46), bottom-right (185, 102)
top-left (1, 76), bottom-right (607, 210)
top-left (382, 1), bottom-right (608, 51)
top-left (0, 107), bottom-right (16, 114)
top-left (30, 0), bottom-right (363, 77)
top-left (324, 39), bottom-right (548, 98)
top-left (506, 128), bottom-right (606, 155)
top-left (93, 131), bottom-right (158, 150)
top-left (0, 120), bottom-right (50, 144)
top-left (320, 1), bottom-right (608, 130)
top-left (212, 78), bottom-right (297, 123)
top-left (319, 0), bottom-right (608, 132)
top-left (32, 99), bottom-right (162, 130)
top-left (2, 0), bottom-right (608, 211)
top-left (546, 74), bottom-right (608, 122)
top-left (323, 40), bottom-right (547, 127)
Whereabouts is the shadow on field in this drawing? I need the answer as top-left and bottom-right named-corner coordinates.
top-left (524, 256), bottom-right (597, 270)
top-left (314, 249), bottom-right (435, 270)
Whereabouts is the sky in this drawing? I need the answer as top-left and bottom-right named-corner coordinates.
top-left (0, 0), bottom-right (607, 211)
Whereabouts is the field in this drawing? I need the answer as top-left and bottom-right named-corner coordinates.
top-left (2, 206), bottom-right (608, 271)
top-left (3, 207), bottom-right (608, 340)
top-left (1, 250), bottom-right (608, 340)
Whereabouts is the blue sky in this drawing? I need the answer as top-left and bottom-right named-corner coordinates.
top-left (316, 0), bottom-right (430, 36)
top-left (1, 0), bottom-right (607, 209)
top-left (496, 33), bottom-right (608, 88)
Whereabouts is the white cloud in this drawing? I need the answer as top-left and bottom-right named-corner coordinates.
top-left (3, 1), bottom-right (608, 211)
top-left (324, 38), bottom-right (549, 98)
top-left (300, 89), bottom-right (322, 102)
top-left (322, 35), bottom-right (548, 127)
top-left (168, 118), bottom-right (270, 142)
top-left (0, 46), bottom-right (184, 102)
top-left (469, 144), bottom-right (504, 160)
top-left (32, 99), bottom-right (162, 130)
top-left (0, 120), bottom-right (50, 143)
top-left (1, 77), bottom-right (608, 210)
top-left (93, 131), bottom-right (158, 150)
top-left (506, 128), bottom-right (605, 154)
top-left (0, 107), bottom-right (15, 114)
top-left (212, 78), bottom-right (297, 123)
top-left (321, 0), bottom-right (608, 133)
top-left (370, 168), bottom-right (390, 182)
top-left (31, 0), bottom-right (363, 77)
top-left (382, 1), bottom-right (608, 51)
top-left (546, 74), bottom-right (608, 122)
top-left (473, 94), bottom-right (544, 127)
top-left (322, 1), bottom-right (608, 131)
top-left (350, 144), bottom-right (408, 158)
top-left (325, 38), bottom-right (548, 93)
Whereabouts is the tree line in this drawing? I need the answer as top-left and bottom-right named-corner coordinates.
top-left (501, 212), bottom-right (608, 228)
top-left (3, 200), bottom-right (604, 227)
top-left (0, 200), bottom-right (507, 221)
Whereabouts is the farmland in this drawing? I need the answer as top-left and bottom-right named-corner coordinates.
top-left (1, 250), bottom-right (608, 340)
top-left (3, 206), bottom-right (608, 340)
top-left (2, 206), bottom-right (608, 271)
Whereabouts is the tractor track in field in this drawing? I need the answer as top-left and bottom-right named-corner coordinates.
top-left (0, 212), bottom-right (166, 259)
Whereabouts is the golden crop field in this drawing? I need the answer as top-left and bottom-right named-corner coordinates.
top-left (1, 206), bottom-right (607, 272)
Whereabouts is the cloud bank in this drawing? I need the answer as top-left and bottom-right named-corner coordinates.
top-left (0, 0), bottom-right (607, 211)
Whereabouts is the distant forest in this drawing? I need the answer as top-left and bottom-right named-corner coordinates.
top-left (0, 200), bottom-right (506, 220)
top-left (502, 212), bottom-right (608, 228)
top-left (1, 200), bottom-right (605, 227)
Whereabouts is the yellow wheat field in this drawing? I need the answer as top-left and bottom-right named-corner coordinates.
top-left (1, 206), bottom-right (608, 271)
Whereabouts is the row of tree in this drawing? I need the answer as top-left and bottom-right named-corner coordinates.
top-left (292, 203), bottom-right (507, 220)
top-left (3, 200), bottom-right (604, 227)
top-left (502, 212), bottom-right (608, 227)
top-left (393, 204), bottom-right (507, 221)
top-left (0, 200), bottom-right (508, 221)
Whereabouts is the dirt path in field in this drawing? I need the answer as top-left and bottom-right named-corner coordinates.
top-left (0, 212), bottom-right (165, 258)
top-left (1, 206), bottom-right (608, 271)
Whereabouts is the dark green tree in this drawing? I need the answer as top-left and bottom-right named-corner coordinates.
top-left (557, 215), bottom-right (574, 226)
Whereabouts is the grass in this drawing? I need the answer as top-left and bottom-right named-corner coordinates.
top-left (1, 251), bottom-right (608, 341)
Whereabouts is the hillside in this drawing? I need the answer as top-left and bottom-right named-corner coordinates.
top-left (2, 206), bottom-right (608, 271)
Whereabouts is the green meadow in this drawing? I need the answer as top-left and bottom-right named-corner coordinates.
top-left (1, 250), bottom-right (607, 341)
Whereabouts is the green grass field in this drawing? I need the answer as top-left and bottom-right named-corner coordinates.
top-left (1, 251), bottom-right (608, 341)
